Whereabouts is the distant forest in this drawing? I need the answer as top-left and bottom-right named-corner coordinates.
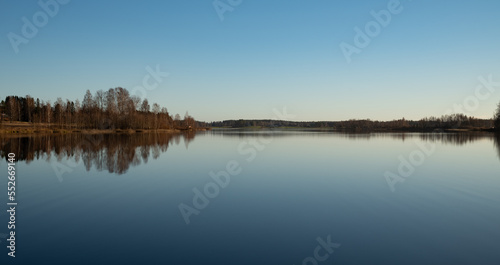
top-left (211, 114), bottom-right (495, 132)
top-left (211, 102), bottom-right (500, 132)
top-left (0, 87), bottom-right (207, 130)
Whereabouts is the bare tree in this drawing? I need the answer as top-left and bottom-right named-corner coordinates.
top-left (141, 99), bottom-right (150, 129)
top-left (25, 95), bottom-right (35, 122)
top-left (44, 102), bottom-right (52, 125)
top-left (152, 103), bottom-right (160, 129)
top-left (174, 113), bottom-right (181, 128)
top-left (116, 87), bottom-right (130, 116)
top-left (160, 107), bottom-right (171, 129)
top-left (495, 102), bottom-right (500, 131)
top-left (82, 90), bottom-right (94, 128)
top-left (184, 111), bottom-right (196, 129)
top-left (94, 90), bottom-right (105, 128)
top-left (7, 97), bottom-right (19, 122)
top-left (105, 88), bottom-right (117, 129)
top-left (74, 99), bottom-right (81, 129)
top-left (54, 98), bottom-right (64, 126)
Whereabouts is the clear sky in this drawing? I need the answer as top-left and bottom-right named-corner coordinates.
top-left (1, 0), bottom-right (500, 122)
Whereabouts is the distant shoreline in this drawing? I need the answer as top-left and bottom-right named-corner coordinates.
top-left (211, 126), bottom-right (495, 133)
top-left (210, 116), bottom-right (497, 133)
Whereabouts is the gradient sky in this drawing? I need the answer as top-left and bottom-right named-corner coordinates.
top-left (1, 0), bottom-right (500, 122)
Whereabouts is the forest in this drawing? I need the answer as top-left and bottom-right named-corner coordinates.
top-left (0, 87), bottom-right (205, 131)
top-left (211, 113), bottom-right (498, 132)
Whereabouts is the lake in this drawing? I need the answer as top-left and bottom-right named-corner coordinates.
top-left (1, 130), bottom-right (500, 265)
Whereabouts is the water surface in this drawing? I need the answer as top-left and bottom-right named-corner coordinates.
top-left (1, 131), bottom-right (499, 265)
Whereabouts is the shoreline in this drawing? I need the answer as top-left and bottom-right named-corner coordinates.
top-left (0, 122), bottom-right (495, 135)
top-left (0, 122), bottom-right (210, 135)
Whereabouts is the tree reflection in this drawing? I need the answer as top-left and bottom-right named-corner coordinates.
top-left (0, 132), bottom-right (196, 174)
top-left (494, 133), bottom-right (500, 160)
top-left (1, 131), bottom-right (499, 174)
top-left (211, 130), bottom-right (500, 161)
top-left (211, 130), bottom-right (495, 146)
top-left (339, 131), bottom-right (494, 146)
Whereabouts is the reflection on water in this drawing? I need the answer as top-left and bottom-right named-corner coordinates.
top-left (0, 132), bottom-right (197, 174)
top-left (495, 133), bottom-right (500, 160)
top-left (212, 129), bottom-right (496, 145)
top-left (1, 130), bottom-right (499, 265)
top-left (1, 131), bottom-right (499, 174)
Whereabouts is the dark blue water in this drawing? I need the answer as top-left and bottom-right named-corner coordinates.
top-left (1, 131), bottom-right (499, 265)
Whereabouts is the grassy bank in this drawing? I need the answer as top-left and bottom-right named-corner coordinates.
top-left (0, 122), bottom-right (208, 135)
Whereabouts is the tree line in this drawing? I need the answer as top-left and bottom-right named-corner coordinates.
top-left (0, 87), bottom-right (202, 130)
top-left (211, 113), bottom-right (496, 132)
top-left (2, 92), bottom-right (500, 132)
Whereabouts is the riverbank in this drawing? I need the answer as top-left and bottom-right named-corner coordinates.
top-left (0, 122), bottom-right (210, 135)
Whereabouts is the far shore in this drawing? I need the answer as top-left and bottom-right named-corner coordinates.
top-left (210, 126), bottom-right (495, 133)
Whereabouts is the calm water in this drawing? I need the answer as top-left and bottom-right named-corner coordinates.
top-left (1, 130), bottom-right (500, 265)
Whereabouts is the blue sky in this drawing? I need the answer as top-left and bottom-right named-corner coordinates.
top-left (1, 0), bottom-right (500, 122)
